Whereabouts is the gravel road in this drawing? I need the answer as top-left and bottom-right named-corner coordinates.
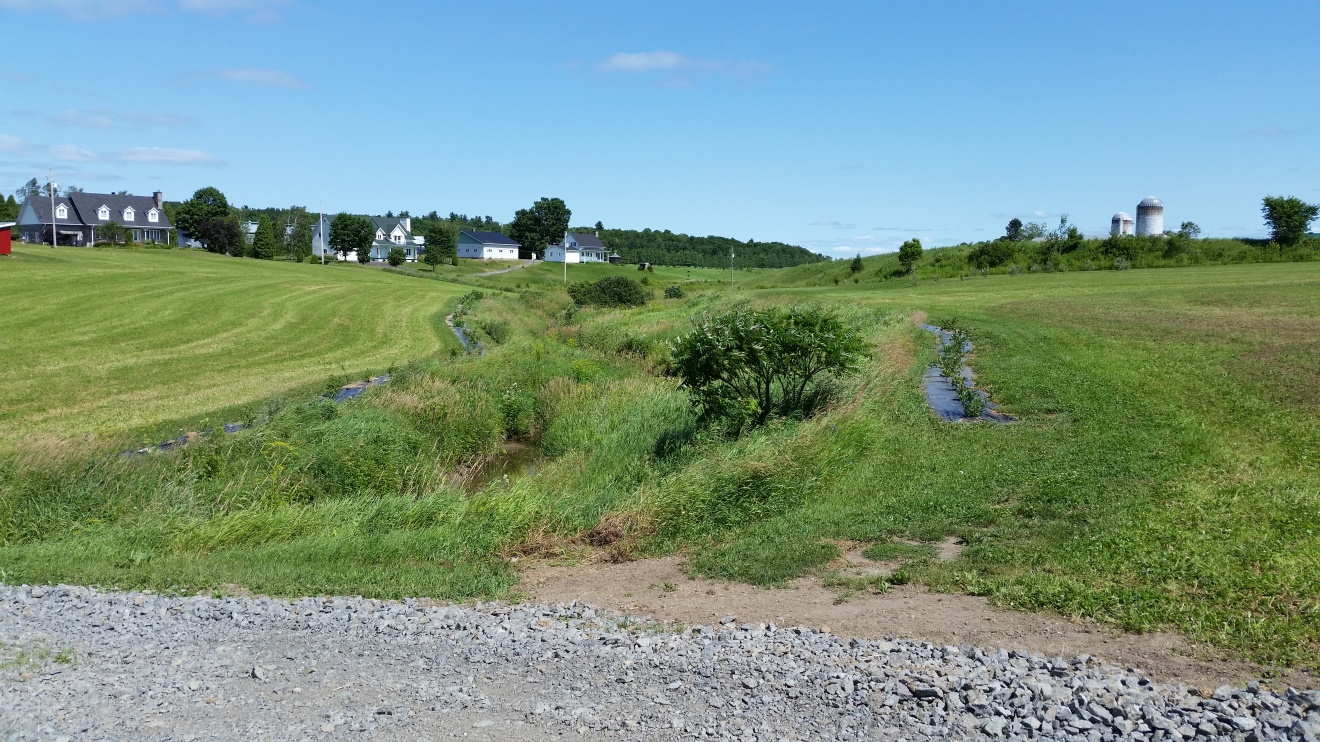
top-left (2, 585), bottom-right (1317, 741)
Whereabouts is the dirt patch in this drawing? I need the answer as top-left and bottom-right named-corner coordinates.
top-left (520, 554), bottom-right (1318, 691)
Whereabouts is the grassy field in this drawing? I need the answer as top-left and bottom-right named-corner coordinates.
top-left (1, 253), bottom-right (1317, 670)
top-left (0, 246), bottom-right (465, 452)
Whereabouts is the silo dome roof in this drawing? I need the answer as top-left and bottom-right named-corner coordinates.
top-left (1138, 197), bottom-right (1163, 208)
top-left (1112, 212), bottom-right (1132, 220)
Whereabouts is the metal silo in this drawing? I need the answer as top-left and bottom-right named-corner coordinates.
top-left (1135, 197), bottom-right (1164, 236)
top-left (1111, 212), bottom-right (1134, 236)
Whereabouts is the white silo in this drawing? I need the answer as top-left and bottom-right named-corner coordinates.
top-left (1111, 212), bottom-right (1134, 236)
top-left (1135, 197), bottom-right (1164, 236)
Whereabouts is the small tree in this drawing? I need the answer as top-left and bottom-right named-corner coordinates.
top-left (669, 305), bottom-right (868, 432)
top-left (897, 239), bottom-right (923, 272)
top-left (1262, 196), bottom-right (1319, 246)
top-left (250, 215), bottom-right (278, 260)
top-left (422, 246), bottom-right (444, 270)
top-left (1021, 221), bottom-right (1047, 240)
top-left (1005, 218), bottom-right (1023, 242)
top-left (849, 254), bottom-right (864, 274)
top-left (422, 221), bottom-right (457, 265)
top-left (1178, 221), bottom-right (1202, 240)
top-left (329, 213), bottom-right (375, 262)
top-left (195, 218), bottom-right (243, 255)
top-left (386, 246), bottom-right (406, 266)
top-left (100, 221), bottom-right (127, 246)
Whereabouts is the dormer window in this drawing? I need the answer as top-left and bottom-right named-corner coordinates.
top-left (55, 204), bottom-right (68, 220)
top-left (376, 230), bottom-right (384, 240)
top-left (147, 208), bottom-right (159, 223)
top-left (97, 205), bottom-right (109, 220)
top-left (123, 207), bottom-right (135, 222)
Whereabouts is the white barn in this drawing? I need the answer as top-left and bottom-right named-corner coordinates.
top-left (457, 230), bottom-right (521, 259)
top-left (544, 231), bottom-right (609, 263)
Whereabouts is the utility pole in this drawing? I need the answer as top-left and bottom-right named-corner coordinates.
top-left (318, 201), bottom-right (325, 265)
top-left (730, 247), bottom-right (735, 288)
top-left (48, 169), bottom-right (57, 248)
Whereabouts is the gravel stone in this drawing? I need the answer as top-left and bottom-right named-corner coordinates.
top-left (0, 584), bottom-right (1312, 741)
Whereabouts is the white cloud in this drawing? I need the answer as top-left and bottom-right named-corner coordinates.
top-left (596, 51), bottom-right (773, 82)
top-left (46, 108), bottom-right (195, 129)
top-left (110, 147), bottom-right (223, 165)
top-left (808, 220), bottom-right (857, 230)
top-left (0, 134), bottom-right (34, 155)
top-left (51, 144), bottom-right (99, 162)
top-left (210, 68), bottom-right (309, 89)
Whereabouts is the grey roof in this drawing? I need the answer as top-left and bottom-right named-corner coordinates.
top-left (21, 192), bottom-right (170, 229)
top-left (371, 216), bottom-right (409, 235)
top-left (570, 232), bottom-right (605, 248)
top-left (462, 230), bottom-right (519, 246)
top-left (1138, 196), bottom-right (1163, 208)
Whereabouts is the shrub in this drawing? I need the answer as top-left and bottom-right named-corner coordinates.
top-left (1114, 257), bottom-right (1131, 271)
top-left (386, 247), bottom-right (406, 267)
top-left (669, 304), bottom-right (868, 433)
top-left (477, 318), bottom-right (511, 344)
top-left (967, 241), bottom-right (1013, 268)
top-left (499, 383), bottom-right (536, 437)
top-left (664, 284), bottom-right (685, 299)
top-left (566, 276), bottom-right (647, 307)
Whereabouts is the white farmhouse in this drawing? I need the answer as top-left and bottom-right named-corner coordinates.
top-left (311, 215), bottom-right (425, 262)
top-left (544, 231), bottom-right (609, 263)
top-left (457, 230), bottom-right (521, 259)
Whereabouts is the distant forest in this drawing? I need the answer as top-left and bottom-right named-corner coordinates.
top-left (585, 228), bottom-right (828, 268)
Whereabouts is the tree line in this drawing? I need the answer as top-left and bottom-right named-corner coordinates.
top-left (592, 228), bottom-right (827, 268)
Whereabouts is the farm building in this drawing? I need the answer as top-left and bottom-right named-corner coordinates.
top-left (544, 231), bottom-right (610, 263)
top-left (16, 191), bottom-right (172, 245)
top-left (0, 221), bottom-right (12, 255)
top-left (458, 230), bottom-right (521, 260)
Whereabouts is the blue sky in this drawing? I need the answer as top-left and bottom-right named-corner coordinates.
top-left (2, 0), bottom-right (1317, 255)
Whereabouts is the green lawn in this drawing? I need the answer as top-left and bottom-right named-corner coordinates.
top-left (0, 246), bottom-right (465, 451)
top-left (2, 257), bottom-right (1317, 670)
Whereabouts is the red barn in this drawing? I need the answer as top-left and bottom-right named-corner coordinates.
top-left (0, 222), bottom-right (13, 256)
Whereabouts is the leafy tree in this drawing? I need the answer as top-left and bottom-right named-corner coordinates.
top-left (566, 276), bottom-right (647, 307)
top-left (422, 246), bottom-right (444, 270)
top-left (0, 195), bottom-right (17, 221)
top-left (1021, 221), bottom-right (1047, 240)
top-left (1005, 218), bottom-right (1023, 242)
top-left (250, 215), bottom-right (278, 260)
top-left (195, 218), bottom-right (243, 255)
top-left (357, 242), bottom-right (374, 263)
top-left (1176, 221), bottom-right (1201, 240)
top-left (968, 241), bottom-right (1014, 268)
top-left (329, 213), bottom-right (374, 261)
top-left (175, 187), bottom-right (231, 239)
top-left (421, 221), bottom-right (457, 265)
top-left (1261, 196), bottom-right (1319, 246)
top-left (664, 284), bottom-right (685, 299)
top-left (283, 207), bottom-right (314, 261)
top-left (897, 239), bottom-right (923, 272)
top-left (849, 254), bottom-right (864, 273)
top-left (386, 246), bottom-right (406, 266)
top-left (63, 185), bottom-right (83, 195)
top-left (99, 221), bottom-right (127, 246)
top-left (669, 304), bottom-right (868, 431)
top-left (594, 220), bottom-right (604, 231)
top-left (508, 197), bottom-right (571, 259)
top-left (14, 178), bottom-right (39, 198)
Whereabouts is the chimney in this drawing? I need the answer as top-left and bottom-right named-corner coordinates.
top-left (153, 191), bottom-right (163, 209)
top-left (594, 229), bottom-right (599, 237)
top-left (402, 217), bottom-right (411, 233)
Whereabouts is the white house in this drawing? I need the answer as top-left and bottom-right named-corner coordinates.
top-left (544, 231), bottom-right (609, 263)
top-left (311, 215), bottom-right (425, 262)
top-left (457, 230), bottom-right (521, 259)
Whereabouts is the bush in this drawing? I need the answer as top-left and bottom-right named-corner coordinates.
top-left (566, 276), bottom-right (648, 307)
top-left (477, 318), bottom-right (511, 344)
top-left (669, 304), bottom-right (868, 433)
top-left (968, 241), bottom-right (1013, 268)
top-left (664, 284), bottom-right (685, 299)
top-left (386, 247), bottom-right (406, 267)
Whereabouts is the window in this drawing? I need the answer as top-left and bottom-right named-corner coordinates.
top-left (98, 205), bottom-right (109, 220)
top-left (55, 204), bottom-right (68, 219)
top-left (147, 209), bottom-right (159, 223)
top-left (123, 207), bottom-right (135, 222)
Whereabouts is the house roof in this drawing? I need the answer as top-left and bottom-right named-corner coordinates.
top-left (21, 192), bottom-right (171, 229)
top-left (370, 216), bottom-right (409, 235)
top-left (462, 230), bottom-right (520, 246)
top-left (570, 232), bottom-right (605, 248)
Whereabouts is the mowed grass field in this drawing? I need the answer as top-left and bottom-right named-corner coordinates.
top-left (1, 254), bottom-right (1317, 669)
top-left (0, 246), bottom-right (465, 451)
